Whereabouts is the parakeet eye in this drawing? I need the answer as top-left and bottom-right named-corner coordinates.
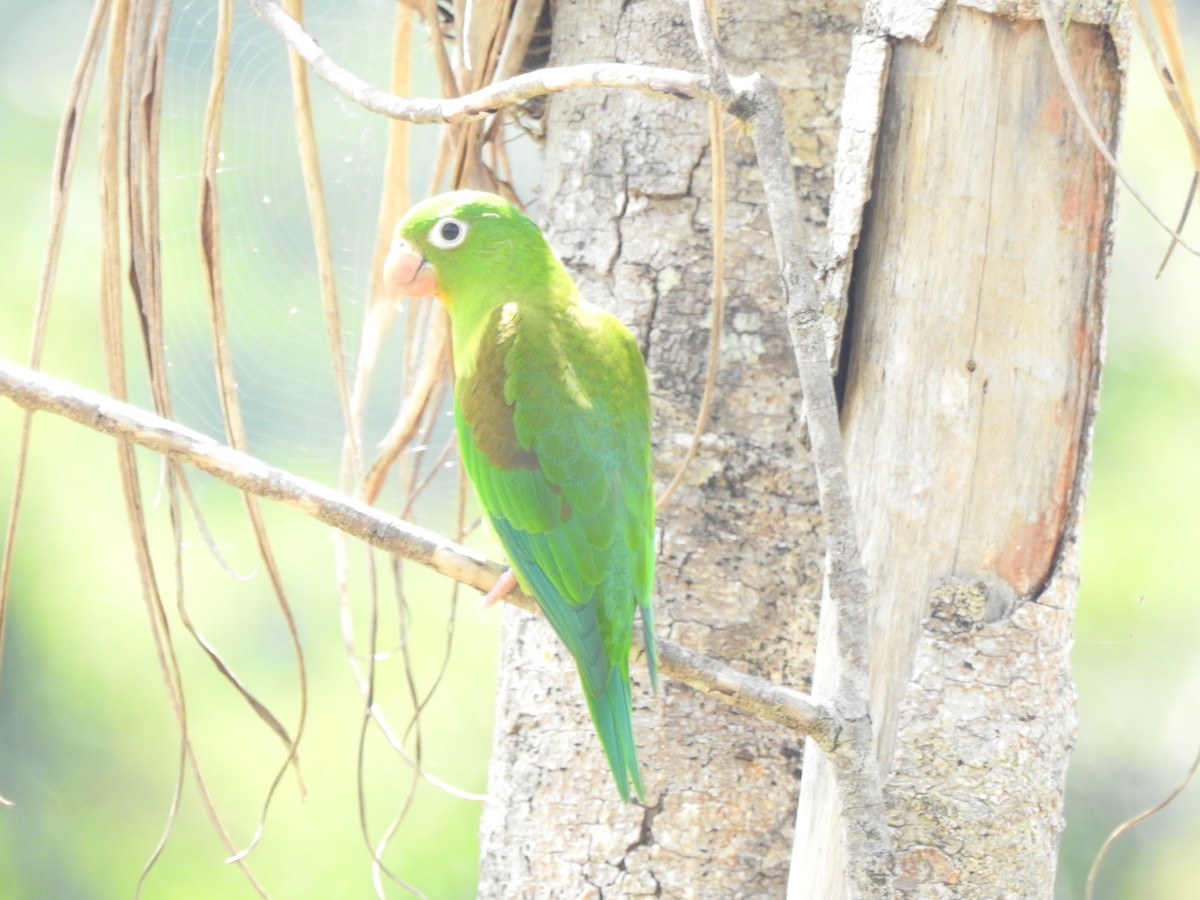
top-left (428, 217), bottom-right (468, 249)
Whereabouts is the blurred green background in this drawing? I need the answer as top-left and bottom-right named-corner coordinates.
top-left (0, 2), bottom-right (1197, 898)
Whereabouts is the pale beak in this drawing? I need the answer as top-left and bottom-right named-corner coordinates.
top-left (383, 236), bottom-right (438, 298)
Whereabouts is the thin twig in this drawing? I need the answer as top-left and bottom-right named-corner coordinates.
top-left (733, 66), bottom-right (891, 895)
top-left (687, 0), bottom-right (733, 103)
top-left (243, 0), bottom-right (711, 122)
top-left (0, 359), bottom-right (839, 745)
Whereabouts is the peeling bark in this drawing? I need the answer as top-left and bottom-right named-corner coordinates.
top-left (791, 1), bottom-right (1121, 895)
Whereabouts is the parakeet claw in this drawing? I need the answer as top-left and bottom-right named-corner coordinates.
top-left (480, 568), bottom-right (517, 608)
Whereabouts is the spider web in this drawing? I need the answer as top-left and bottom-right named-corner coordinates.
top-left (153, 3), bottom-right (500, 890)
top-left (158, 0), bottom-right (446, 483)
top-left (4, 1), bottom-right (527, 896)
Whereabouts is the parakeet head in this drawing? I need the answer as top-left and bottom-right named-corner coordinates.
top-left (384, 191), bottom-right (557, 314)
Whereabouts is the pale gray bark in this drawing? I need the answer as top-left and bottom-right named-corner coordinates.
top-left (476, 0), bottom-right (862, 895)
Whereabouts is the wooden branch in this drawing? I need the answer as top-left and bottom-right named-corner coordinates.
top-left (732, 68), bottom-right (893, 900)
top-left (686, 4), bottom-right (874, 724)
top-left (0, 358), bottom-right (837, 744)
top-left (242, 0), bottom-right (712, 122)
top-left (735, 71), bottom-right (873, 718)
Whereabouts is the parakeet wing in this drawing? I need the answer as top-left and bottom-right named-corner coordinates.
top-left (456, 297), bottom-right (656, 799)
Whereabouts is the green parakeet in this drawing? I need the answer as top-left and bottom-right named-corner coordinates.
top-left (383, 190), bottom-right (658, 802)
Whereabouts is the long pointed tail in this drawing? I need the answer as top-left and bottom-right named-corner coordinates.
top-left (582, 665), bottom-right (643, 803)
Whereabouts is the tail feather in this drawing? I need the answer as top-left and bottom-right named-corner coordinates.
top-left (641, 598), bottom-right (658, 695)
top-left (582, 665), bottom-right (643, 803)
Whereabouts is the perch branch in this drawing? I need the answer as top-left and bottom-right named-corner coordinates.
top-left (243, 0), bottom-right (712, 122)
top-left (0, 359), bottom-right (838, 745)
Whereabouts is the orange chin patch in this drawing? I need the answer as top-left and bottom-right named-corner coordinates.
top-left (383, 236), bottom-right (438, 298)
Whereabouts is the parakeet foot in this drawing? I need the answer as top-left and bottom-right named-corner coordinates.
top-left (480, 568), bottom-right (517, 608)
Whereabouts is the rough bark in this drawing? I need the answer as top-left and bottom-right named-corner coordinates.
top-left (476, 0), bottom-right (862, 895)
top-left (791, 1), bottom-right (1122, 895)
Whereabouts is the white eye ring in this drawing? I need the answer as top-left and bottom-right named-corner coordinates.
top-left (428, 217), bottom-right (468, 249)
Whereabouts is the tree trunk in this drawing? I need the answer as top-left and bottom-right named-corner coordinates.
top-left (477, 0), bottom-right (862, 895)
top-left (791, 1), bottom-right (1122, 896)
top-left (477, 0), bottom-right (1122, 895)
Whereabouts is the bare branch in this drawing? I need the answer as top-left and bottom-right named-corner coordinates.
top-left (678, 0), bottom-right (889, 886)
top-left (736, 72), bottom-right (892, 895)
top-left (0, 358), bottom-right (837, 744)
top-left (737, 73), bottom-right (873, 714)
top-left (685, 0), bottom-right (733, 103)
top-left (242, 0), bottom-right (712, 122)
top-left (655, 639), bottom-right (836, 741)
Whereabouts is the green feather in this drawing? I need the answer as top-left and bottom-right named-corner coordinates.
top-left (395, 190), bottom-right (657, 801)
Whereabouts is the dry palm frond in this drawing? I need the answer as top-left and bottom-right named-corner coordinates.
top-left (194, 0), bottom-right (310, 867)
top-left (334, 0), bottom-right (549, 885)
top-left (0, 0), bottom-right (110, 702)
top-left (1131, 0), bottom-right (1200, 275)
